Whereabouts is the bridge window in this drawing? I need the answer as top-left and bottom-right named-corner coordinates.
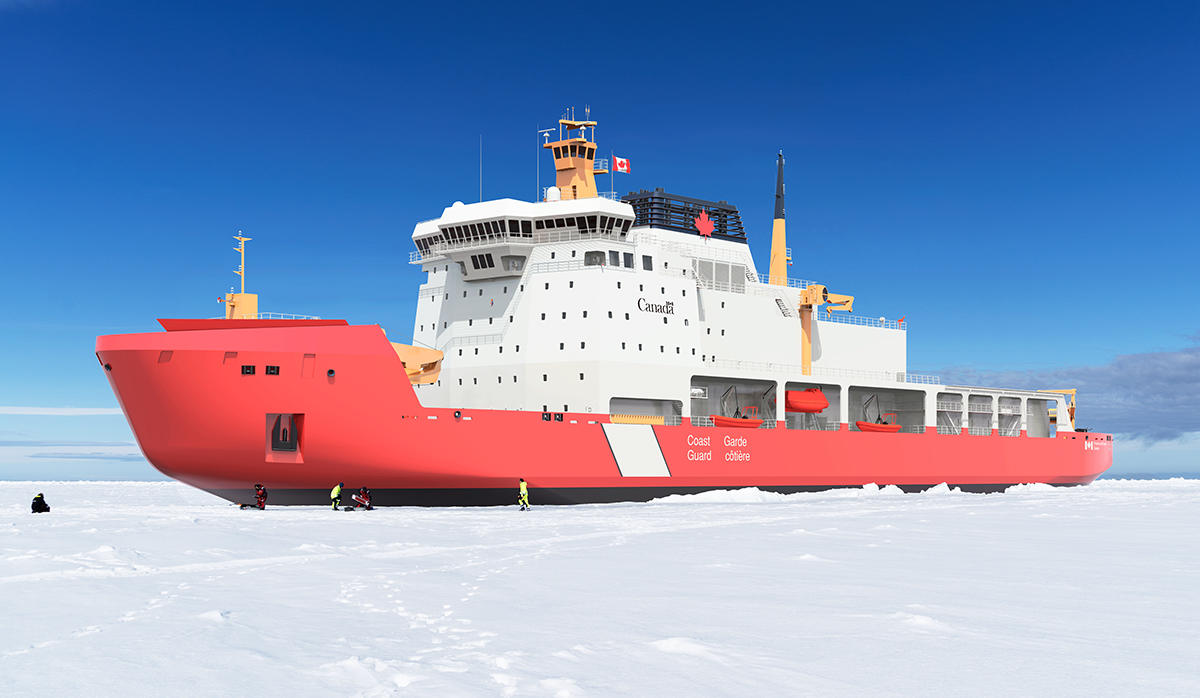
top-left (585, 251), bottom-right (605, 266)
top-left (608, 250), bottom-right (619, 266)
top-left (554, 146), bottom-right (561, 159)
top-left (643, 256), bottom-right (653, 271)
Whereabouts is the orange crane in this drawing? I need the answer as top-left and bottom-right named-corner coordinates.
top-left (1038, 389), bottom-right (1077, 431)
top-left (798, 284), bottom-right (853, 375)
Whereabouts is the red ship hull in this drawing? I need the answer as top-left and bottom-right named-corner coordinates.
top-left (96, 323), bottom-right (1112, 506)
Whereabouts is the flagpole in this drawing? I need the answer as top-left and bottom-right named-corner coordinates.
top-left (611, 149), bottom-right (614, 197)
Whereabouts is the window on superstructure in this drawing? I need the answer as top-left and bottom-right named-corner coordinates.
top-left (559, 343), bottom-right (564, 350)
top-left (625, 313), bottom-right (630, 319)
top-left (485, 254), bottom-right (495, 268)
top-left (556, 219), bottom-right (566, 228)
top-left (661, 287), bottom-right (665, 294)
top-left (583, 311), bottom-right (588, 318)
top-left (676, 347), bottom-right (680, 354)
top-left (581, 342), bottom-right (585, 349)
top-left (499, 346), bottom-right (503, 353)
top-left (541, 313), bottom-right (545, 320)
top-left (586, 147), bottom-right (595, 159)
top-left (468, 319), bottom-right (473, 326)
top-left (638, 344), bottom-right (643, 351)
top-left (545, 282), bottom-right (550, 289)
top-left (608, 250), bottom-right (619, 266)
top-left (643, 256), bottom-right (653, 271)
top-left (470, 255), bottom-right (480, 270)
top-left (488, 318), bottom-right (493, 324)
top-left (565, 217), bottom-right (575, 227)
top-left (459, 379), bottom-right (462, 385)
top-left (543, 375), bottom-right (547, 381)
top-left (571, 250), bottom-right (576, 257)
top-left (608, 311), bottom-right (612, 318)
top-left (554, 146), bottom-right (561, 159)
top-left (458, 349), bottom-right (462, 356)
top-left (473, 378), bottom-right (477, 385)
top-left (660, 346), bottom-right (664, 352)
top-left (684, 319), bottom-right (689, 326)
top-left (545, 219), bottom-right (556, 229)
top-left (607, 217), bottom-right (616, 232)
top-left (617, 281), bottom-right (622, 289)
top-left (536, 220), bottom-right (545, 230)
top-left (521, 220), bottom-right (532, 236)
top-left (561, 312), bottom-right (566, 319)
top-left (498, 220), bottom-right (506, 233)
top-left (509, 220), bottom-right (520, 236)
top-left (585, 251), bottom-right (605, 266)
top-left (503, 286), bottom-right (507, 293)
top-left (682, 290), bottom-right (686, 297)
top-left (622, 220), bottom-right (632, 233)
top-left (570, 145), bottom-right (577, 157)
top-left (479, 289), bottom-right (484, 295)
top-left (569, 281), bottom-right (574, 288)
top-left (580, 373), bottom-right (584, 380)
top-left (586, 215), bottom-right (597, 231)
top-left (600, 215), bottom-right (608, 230)
top-left (474, 348), bottom-right (478, 355)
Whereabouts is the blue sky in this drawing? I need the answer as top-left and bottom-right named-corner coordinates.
top-left (2, 0), bottom-right (1197, 479)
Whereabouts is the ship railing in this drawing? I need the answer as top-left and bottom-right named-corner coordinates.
top-left (898, 425), bottom-right (925, 434)
top-left (936, 401), bottom-right (964, 411)
top-left (690, 416), bottom-right (715, 427)
top-left (704, 357), bottom-right (940, 385)
top-left (967, 405), bottom-right (993, 413)
top-left (441, 333), bottom-right (502, 349)
top-left (997, 404), bottom-right (1022, 414)
top-left (967, 426), bottom-right (992, 436)
top-left (754, 274), bottom-right (816, 289)
top-left (528, 259), bottom-right (635, 275)
top-left (418, 285), bottom-right (445, 299)
top-left (215, 312), bottom-right (323, 320)
top-left (816, 313), bottom-right (906, 330)
top-left (937, 425), bottom-right (962, 435)
top-left (999, 426), bottom-right (1021, 437)
top-left (663, 415), bottom-right (683, 426)
top-left (532, 228), bottom-right (633, 245)
top-left (540, 188), bottom-right (623, 202)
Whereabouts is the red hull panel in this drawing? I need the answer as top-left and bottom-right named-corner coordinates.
top-left (96, 324), bottom-right (1113, 505)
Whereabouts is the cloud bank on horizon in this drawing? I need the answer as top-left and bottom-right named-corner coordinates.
top-left (939, 336), bottom-right (1200, 441)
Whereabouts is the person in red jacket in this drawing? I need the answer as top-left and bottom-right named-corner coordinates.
top-left (239, 484), bottom-right (268, 510)
top-left (351, 487), bottom-right (372, 510)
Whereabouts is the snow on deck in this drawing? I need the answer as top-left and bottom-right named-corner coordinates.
top-left (2, 480), bottom-right (1198, 697)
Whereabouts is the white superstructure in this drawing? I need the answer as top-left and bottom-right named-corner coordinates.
top-left (405, 195), bottom-right (1069, 437)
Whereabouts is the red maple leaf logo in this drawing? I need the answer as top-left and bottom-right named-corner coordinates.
top-left (694, 209), bottom-right (714, 238)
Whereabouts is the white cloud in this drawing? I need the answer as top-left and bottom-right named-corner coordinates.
top-left (0, 407), bottom-right (123, 416)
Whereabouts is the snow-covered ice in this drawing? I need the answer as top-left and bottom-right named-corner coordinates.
top-left (2, 479), bottom-right (1198, 697)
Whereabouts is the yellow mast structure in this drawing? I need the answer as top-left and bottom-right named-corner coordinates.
top-left (224, 233), bottom-right (258, 320)
top-left (542, 107), bottom-right (607, 201)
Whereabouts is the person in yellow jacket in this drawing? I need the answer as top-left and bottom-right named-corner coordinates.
top-left (518, 478), bottom-right (529, 511)
top-left (331, 482), bottom-right (343, 510)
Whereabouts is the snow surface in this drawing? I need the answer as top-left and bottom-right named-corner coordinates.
top-left (3, 479), bottom-right (1199, 697)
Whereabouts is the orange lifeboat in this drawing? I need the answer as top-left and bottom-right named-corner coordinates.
top-left (710, 415), bottom-right (764, 428)
top-left (856, 411), bottom-right (901, 433)
top-left (855, 421), bottom-right (902, 433)
top-left (785, 388), bottom-right (829, 413)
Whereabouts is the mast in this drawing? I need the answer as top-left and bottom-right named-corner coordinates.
top-left (768, 153), bottom-right (787, 285)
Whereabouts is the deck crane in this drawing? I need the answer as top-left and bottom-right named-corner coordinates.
top-left (798, 284), bottom-right (853, 375)
top-left (1038, 389), bottom-right (1078, 431)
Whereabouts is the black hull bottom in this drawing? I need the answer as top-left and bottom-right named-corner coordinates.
top-left (207, 482), bottom-right (1081, 507)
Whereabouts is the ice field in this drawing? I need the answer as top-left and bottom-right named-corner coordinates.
top-left (2, 479), bottom-right (1198, 697)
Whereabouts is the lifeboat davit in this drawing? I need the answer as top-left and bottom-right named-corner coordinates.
top-left (785, 388), bottom-right (829, 413)
top-left (710, 415), bottom-right (764, 429)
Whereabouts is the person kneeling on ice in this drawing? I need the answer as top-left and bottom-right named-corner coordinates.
top-left (518, 478), bottom-right (529, 511)
top-left (240, 484), bottom-right (268, 510)
top-left (331, 482), bottom-right (343, 510)
top-left (31, 493), bottom-right (50, 513)
top-left (351, 487), bottom-right (373, 510)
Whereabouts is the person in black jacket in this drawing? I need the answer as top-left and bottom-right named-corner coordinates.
top-left (31, 493), bottom-right (50, 513)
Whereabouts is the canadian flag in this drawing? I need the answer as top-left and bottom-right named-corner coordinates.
top-left (614, 156), bottom-right (631, 173)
